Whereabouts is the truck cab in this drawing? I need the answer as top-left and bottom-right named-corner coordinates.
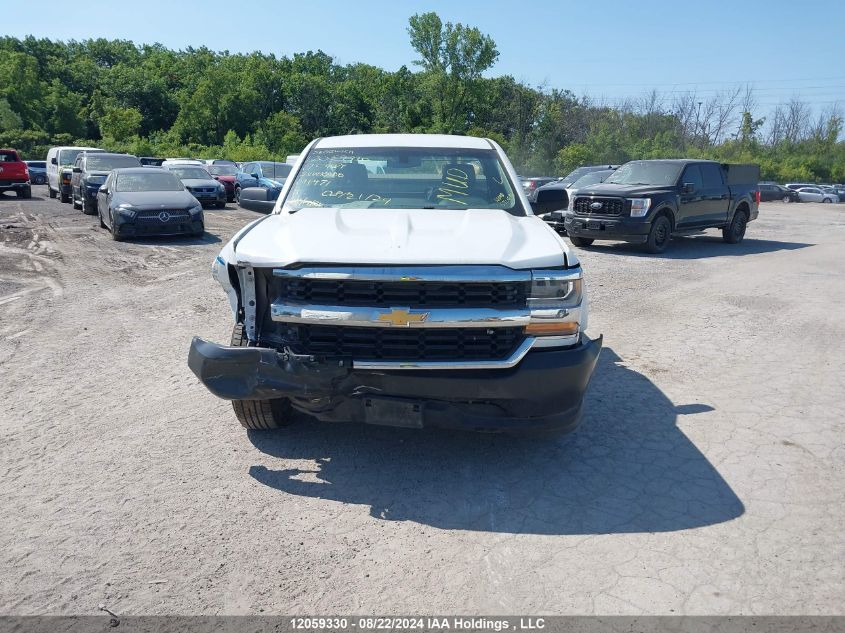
top-left (562, 159), bottom-right (760, 253)
top-left (188, 134), bottom-right (602, 435)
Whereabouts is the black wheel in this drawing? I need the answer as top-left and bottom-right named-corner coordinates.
top-left (782, 195), bottom-right (791, 203)
top-left (722, 209), bottom-right (748, 244)
top-left (60, 190), bottom-right (70, 203)
top-left (234, 186), bottom-right (241, 204)
top-left (109, 211), bottom-right (123, 242)
top-left (81, 196), bottom-right (96, 215)
top-left (97, 204), bottom-right (107, 229)
top-left (18, 187), bottom-right (32, 199)
top-left (569, 236), bottom-right (594, 247)
top-left (230, 324), bottom-right (293, 430)
top-left (48, 186), bottom-right (56, 199)
top-left (645, 215), bottom-right (672, 254)
top-left (72, 191), bottom-right (82, 210)
top-left (822, 198), bottom-right (832, 204)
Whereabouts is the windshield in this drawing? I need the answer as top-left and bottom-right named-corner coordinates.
top-left (115, 172), bottom-right (184, 192)
top-left (259, 162), bottom-right (292, 180)
top-left (606, 162), bottom-right (681, 186)
top-left (560, 167), bottom-right (594, 186)
top-left (170, 167), bottom-right (212, 180)
top-left (283, 147), bottom-right (521, 213)
top-left (571, 171), bottom-right (613, 188)
top-left (87, 155), bottom-right (141, 170)
top-left (209, 165), bottom-right (238, 176)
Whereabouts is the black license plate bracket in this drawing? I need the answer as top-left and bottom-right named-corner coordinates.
top-left (363, 397), bottom-right (424, 428)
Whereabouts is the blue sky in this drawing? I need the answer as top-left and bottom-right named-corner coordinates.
top-left (4, 0), bottom-right (844, 116)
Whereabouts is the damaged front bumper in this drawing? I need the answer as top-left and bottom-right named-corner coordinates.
top-left (188, 334), bottom-right (602, 432)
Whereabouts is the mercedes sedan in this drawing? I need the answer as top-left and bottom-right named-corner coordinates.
top-left (96, 168), bottom-right (205, 240)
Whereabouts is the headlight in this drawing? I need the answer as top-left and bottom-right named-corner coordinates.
top-left (116, 204), bottom-right (137, 219)
top-left (528, 276), bottom-right (582, 309)
top-left (218, 183), bottom-right (225, 192)
top-left (189, 203), bottom-right (203, 214)
top-left (629, 198), bottom-right (651, 217)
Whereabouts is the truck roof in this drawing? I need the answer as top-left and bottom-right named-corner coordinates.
top-left (315, 134), bottom-right (493, 150)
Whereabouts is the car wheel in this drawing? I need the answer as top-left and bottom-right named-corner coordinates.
top-left (569, 236), bottom-right (594, 247)
top-left (644, 215), bottom-right (672, 253)
top-left (782, 195), bottom-right (791, 203)
top-left (48, 186), bottom-right (56, 199)
top-left (60, 190), bottom-right (70, 203)
top-left (72, 191), bottom-right (82, 210)
top-left (82, 196), bottom-right (96, 215)
top-left (97, 204), bottom-right (107, 229)
top-left (229, 324), bottom-right (293, 430)
top-left (110, 211), bottom-right (123, 242)
top-left (823, 198), bottom-right (832, 203)
top-left (234, 186), bottom-right (241, 204)
top-left (722, 209), bottom-right (748, 244)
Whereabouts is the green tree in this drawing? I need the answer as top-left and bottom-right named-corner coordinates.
top-left (99, 106), bottom-right (142, 142)
top-left (0, 98), bottom-right (22, 131)
top-left (407, 12), bottom-right (499, 133)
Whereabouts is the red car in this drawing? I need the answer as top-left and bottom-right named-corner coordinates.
top-left (0, 149), bottom-right (32, 198)
top-left (208, 165), bottom-right (238, 202)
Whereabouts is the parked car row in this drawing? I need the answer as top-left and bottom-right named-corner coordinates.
top-left (6, 145), bottom-right (299, 241)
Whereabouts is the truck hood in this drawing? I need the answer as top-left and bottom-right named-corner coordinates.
top-left (575, 182), bottom-right (675, 197)
top-left (232, 207), bottom-right (574, 269)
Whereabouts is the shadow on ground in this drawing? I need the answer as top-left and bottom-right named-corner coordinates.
top-left (247, 347), bottom-right (744, 535)
top-left (584, 235), bottom-right (812, 259)
top-left (128, 231), bottom-right (222, 246)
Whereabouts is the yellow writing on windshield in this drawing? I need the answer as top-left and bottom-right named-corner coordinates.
top-left (436, 167), bottom-right (470, 206)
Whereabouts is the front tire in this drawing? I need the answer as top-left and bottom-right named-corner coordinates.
top-left (230, 324), bottom-right (293, 430)
top-left (822, 198), bottom-right (832, 204)
top-left (81, 196), bottom-right (95, 215)
top-left (60, 190), bottom-right (70, 203)
top-left (48, 186), bottom-right (57, 199)
top-left (234, 186), bottom-right (241, 205)
top-left (722, 209), bottom-right (748, 244)
top-left (17, 187), bottom-right (32, 199)
top-left (782, 195), bottom-right (791, 203)
top-left (569, 236), bottom-right (594, 247)
top-left (97, 204), bottom-right (107, 229)
top-left (644, 215), bottom-right (672, 253)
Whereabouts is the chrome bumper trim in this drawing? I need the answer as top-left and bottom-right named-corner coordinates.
top-left (352, 337), bottom-right (538, 370)
top-left (271, 302), bottom-right (531, 328)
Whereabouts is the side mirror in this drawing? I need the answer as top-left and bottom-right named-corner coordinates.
top-left (682, 182), bottom-right (695, 194)
top-left (72, 166), bottom-right (82, 173)
top-left (98, 185), bottom-right (108, 193)
top-left (51, 157), bottom-right (58, 165)
top-left (531, 188), bottom-right (568, 215)
top-left (250, 172), bottom-right (260, 180)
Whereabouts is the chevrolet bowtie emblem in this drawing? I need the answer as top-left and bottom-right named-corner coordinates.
top-left (377, 308), bottom-right (429, 327)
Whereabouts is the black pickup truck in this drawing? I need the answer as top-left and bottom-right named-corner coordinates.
top-left (554, 159), bottom-right (759, 253)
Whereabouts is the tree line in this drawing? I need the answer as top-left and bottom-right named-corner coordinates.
top-left (1, 13), bottom-right (842, 182)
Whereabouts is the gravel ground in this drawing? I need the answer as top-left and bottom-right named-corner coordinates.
top-left (1, 188), bottom-right (843, 615)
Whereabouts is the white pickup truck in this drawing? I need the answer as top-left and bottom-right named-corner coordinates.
top-left (188, 134), bottom-right (602, 434)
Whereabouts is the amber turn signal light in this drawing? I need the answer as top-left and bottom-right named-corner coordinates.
top-left (525, 322), bottom-right (579, 336)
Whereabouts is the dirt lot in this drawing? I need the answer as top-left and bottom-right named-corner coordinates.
top-left (1, 189), bottom-right (843, 615)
